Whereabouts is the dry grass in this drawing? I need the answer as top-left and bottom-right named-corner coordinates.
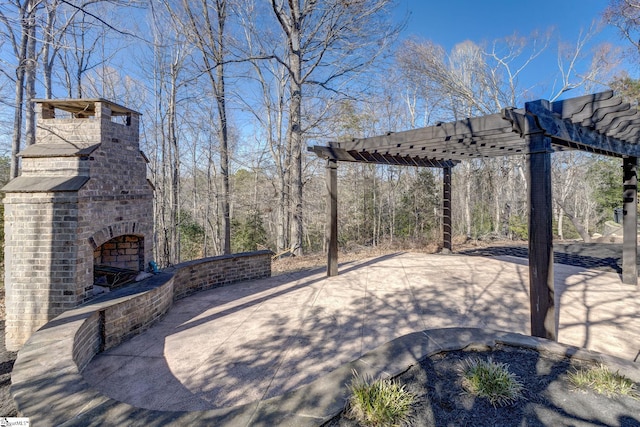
top-left (459, 357), bottom-right (524, 407)
top-left (568, 364), bottom-right (639, 399)
top-left (270, 237), bottom-right (527, 277)
top-left (346, 370), bottom-right (415, 427)
top-left (271, 242), bottom-right (442, 276)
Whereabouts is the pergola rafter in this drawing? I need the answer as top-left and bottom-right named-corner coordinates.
top-left (310, 91), bottom-right (640, 342)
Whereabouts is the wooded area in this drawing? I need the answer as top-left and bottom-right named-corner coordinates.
top-left (313, 90), bottom-right (640, 339)
top-left (0, 0), bottom-right (639, 267)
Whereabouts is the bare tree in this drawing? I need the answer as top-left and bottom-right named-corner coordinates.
top-left (605, 0), bottom-right (640, 54)
top-left (240, 0), bottom-right (399, 255)
top-left (136, 1), bottom-right (194, 266)
top-left (237, 43), bottom-right (291, 253)
top-left (397, 28), bottom-right (618, 242)
top-left (174, 0), bottom-right (232, 254)
top-left (552, 152), bottom-right (588, 241)
top-left (40, 0), bottom-right (100, 98)
top-left (0, 0), bottom-right (42, 178)
top-left (549, 24), bottom-right (619, 100)
top-left (0, 0), bottom-right (144, 178)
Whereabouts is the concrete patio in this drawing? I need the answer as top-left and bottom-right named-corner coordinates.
top-left (83, 252), bottom-right (640, 412)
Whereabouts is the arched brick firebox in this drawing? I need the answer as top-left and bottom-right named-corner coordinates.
top-left (94, 235), bottom-right (145, 272)
top-left (90, 222), bottom-right (152, 288)
top-left (2, 99), bottom-right (154, 350)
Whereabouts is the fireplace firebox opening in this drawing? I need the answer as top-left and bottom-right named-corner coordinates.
top-left (94, 235), bottom-right (145, 289)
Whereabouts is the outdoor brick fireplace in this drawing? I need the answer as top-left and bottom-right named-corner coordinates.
top-left (2, 99), bottom-right (154, 350)
top-left (94, 235), bottom-right (145, 272)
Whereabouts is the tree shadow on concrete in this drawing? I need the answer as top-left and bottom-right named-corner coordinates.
top-left (81, 253), bottom-right (404, 410)
top-left (488, 253), bottom-right (640, 362)
top-left (79, 251), bottom-right (640, 426)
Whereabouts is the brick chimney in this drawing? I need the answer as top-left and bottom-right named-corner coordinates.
top-left (2, 99), bottom-right (154, 350)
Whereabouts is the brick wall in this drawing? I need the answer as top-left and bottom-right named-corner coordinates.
top-left (2, 99), bottom-right (153, 351)
top-left (73, 310), bottom-right (103, 372)
top-left (75, 101), bottom-right (153, 303)
top-left (94, 235), bottom-right (145, 271)
top-left (172, 251), bottom-right (273, 300)
top-left (21, 157), bottom-right (88, 177)
top-left (102, 276), bottom-right (174, 350)
top-left (3, 192), bottom-right (81, 348)
top-left (70, 251), bottom-right (271, 369)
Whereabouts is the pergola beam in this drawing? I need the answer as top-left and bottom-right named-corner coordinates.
top-left (344, 114), bottom-right (515, 152)
top-left (349, 128), bottom-right (521, 152)
top-left (526, 99), bottom-right (640, 158)
top-left (309, 145), bottom-right (457, 168)
top-left (382, 135), bottom-right (527, 159)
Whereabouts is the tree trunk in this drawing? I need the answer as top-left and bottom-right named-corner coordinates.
top-left (168, 64), bottom-right (180, 264)
top-left (557, 209), bottom-right (564, 240)
top-left (180, 0), bottom-right (231, 255)
top-left (215, 4), bottom-right (231, 255)
top-left (42, 1), bottom-right (56, 99)
top-left (557, 199), bottom-right (591, 243)
top-left (10, 1), bottom-right (36, 178)
top-left (290, 37), bottom-right (303, 256)
top-left (11, 64), bottom-right (26, 178)
top-left (24, 18), bottom-right (37, 147)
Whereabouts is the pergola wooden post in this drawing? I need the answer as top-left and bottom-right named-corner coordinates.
top-left (622, 156), bottom-right (638, 285)
top-left (443, 165), bottom-right (452, 252)
top-left (327, 159), bottom-right (338, 277)
top-left (311, 91), bottom-right (640, 341)
top-left (526, 128), bottom-right (556, 340)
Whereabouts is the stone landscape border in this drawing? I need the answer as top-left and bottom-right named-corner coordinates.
top-left (10, 255), bottom-right (640, 426)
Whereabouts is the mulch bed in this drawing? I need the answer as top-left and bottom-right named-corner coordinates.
top-left (458, 242), bottom-right (631, 275)
top-left (324, 344), bottom-right (640, 426)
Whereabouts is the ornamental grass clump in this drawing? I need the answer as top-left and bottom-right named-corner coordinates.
top-left (346, 370), bottom-right (415, 427)
top-left (459, 357), bottom-right (524, 407)
top-left (568, 363), bottom-right (639, 399)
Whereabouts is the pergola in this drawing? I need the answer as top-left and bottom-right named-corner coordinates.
top-left (309, 91), bottom-right (640, 341)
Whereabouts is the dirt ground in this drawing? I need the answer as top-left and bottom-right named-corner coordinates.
top-left (272, 239), bottom-right (636, 277)
top-left (271, 241), bottom-right (442, 275)
top-left (0, 291), bottom-right (17, 417)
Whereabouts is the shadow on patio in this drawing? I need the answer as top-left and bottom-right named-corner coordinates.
top-left (82, 252), bottom-right (640, 416)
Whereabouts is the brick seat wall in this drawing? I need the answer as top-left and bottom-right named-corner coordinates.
top-left (11, 250), bottom-right (272, 425)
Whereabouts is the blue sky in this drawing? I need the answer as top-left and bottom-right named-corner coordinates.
top-left (397, 0), bottom-right (611, 48)
top-left (394, 0), bottom-right (632, 100)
